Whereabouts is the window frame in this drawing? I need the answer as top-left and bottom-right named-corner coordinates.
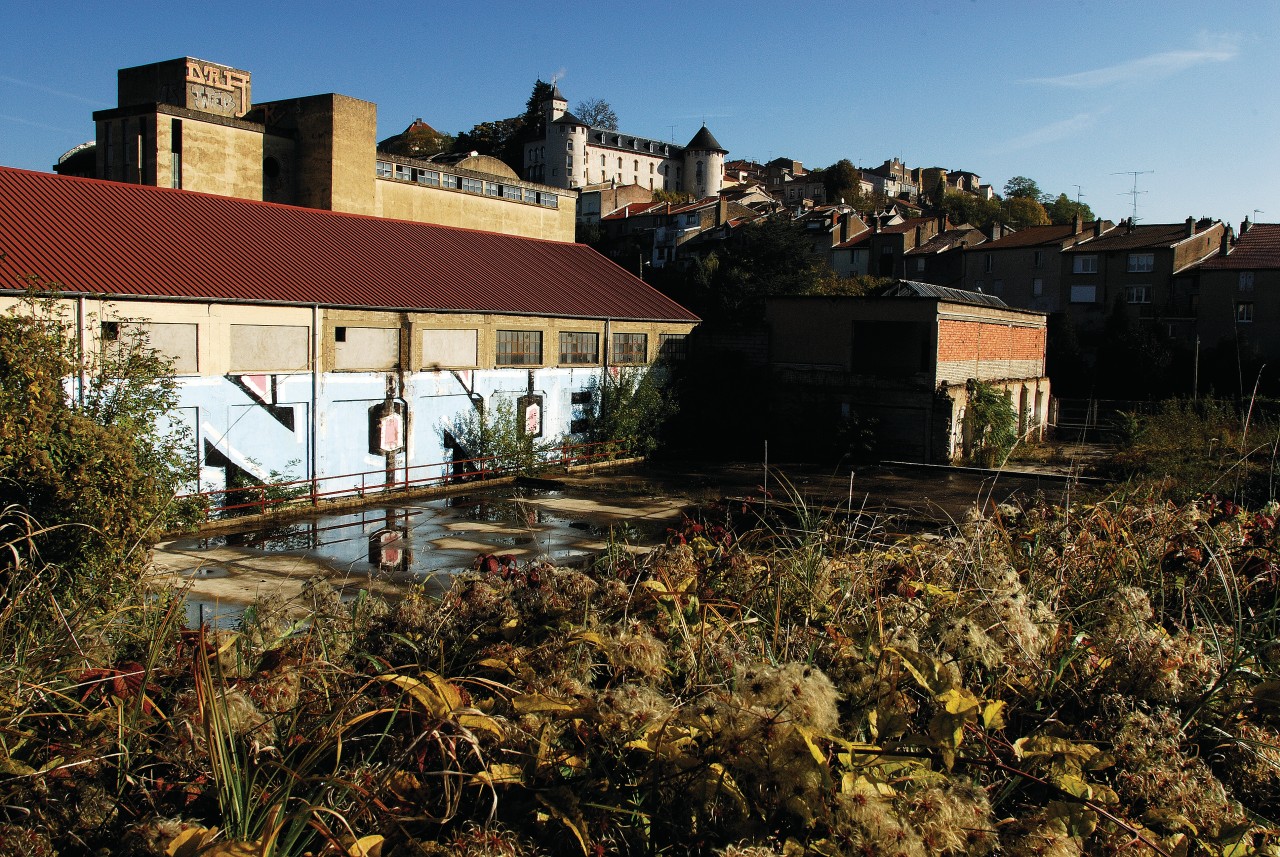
top-left (610, 332), bottom-right (648, 365)
top-left (1125, 284), bottom-right (1152, 304)
top-left (1073, 255), bottom-right (1098, 274)
top-left (1127, 252), bottom-right (1155, 273)
top-left (558, 331), bottom-right (600, 365)
top-left (495, 329), bottom-right (543, 366)
top-left (1236, 301), bottom-right (1255, 323)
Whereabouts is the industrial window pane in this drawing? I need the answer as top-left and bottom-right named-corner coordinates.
top-left (559, 331), bottom-right (599, 364)
top-left (611, 332), bottom-right (647, 364)
top-left (496, 330), bottom-right (542, 365)
top-left (658, 333), bottom-right (687, 361)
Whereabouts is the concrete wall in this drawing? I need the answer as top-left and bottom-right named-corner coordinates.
top-left (374, 179), bottom-right (575, 241)
top-left (2, 294), bottom-right (693, 496)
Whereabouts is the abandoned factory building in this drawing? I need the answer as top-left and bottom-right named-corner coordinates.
top-left (53, 56), bottom-right (575, 242)
top-left (766, 282), bottom-right (1049, 462)
top-left (0, 167), bottom-right (698, 496)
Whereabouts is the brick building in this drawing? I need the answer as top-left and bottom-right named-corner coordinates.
top-left (765, 281), bottom-right (1049, 462)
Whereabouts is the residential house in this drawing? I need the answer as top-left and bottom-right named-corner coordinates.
top-left (867, 216), bottom-right (944, 278)
top-left (904, 223), bottom-right (987, 289)
top-left (577, 182), bottom-right (655, 225)
top-left (1061, 217), bottom-right (1225, 339)
top-left (962, 217), bottom-right (1114, 312)
top-left (1196, 220), bottom-right (1280, 365)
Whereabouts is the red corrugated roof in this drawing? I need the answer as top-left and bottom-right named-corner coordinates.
top-left (0, 167), bottom-right (698, 322)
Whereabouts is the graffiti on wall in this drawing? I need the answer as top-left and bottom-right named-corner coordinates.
top-left (185, 60), bottom-right (250, 117)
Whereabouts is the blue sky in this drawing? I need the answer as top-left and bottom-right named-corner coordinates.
top-left (2, 0), bottom-right (1275, 227)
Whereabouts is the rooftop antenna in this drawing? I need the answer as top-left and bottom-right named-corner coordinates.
top-left (1072, 184), bottom-right (1085, 205)
top-left (1254, 209), bottom-right (1265, 222)
top-left (667, 124), bottom-right (676, 143)
top-left (1113, 170), bottom-right (1153, 222)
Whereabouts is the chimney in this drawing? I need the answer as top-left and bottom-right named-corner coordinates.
top-left (717, 195), bottom-right (729, 227)
top-left (1072, 213), bottom-right (1082, 235)
top-left (1093, 220), bottom-right (1103, 237)
top-left (1125, 217), bottom-right (1135, 234)
top-left (937, 214), bottom-right (948, 233)
top-left (1185, 216), bottom-right (1195, 238)
top-left (1219, 226), bottom-right (1234, 256)
top-left (914, 224), bottom-right (923, 246)
top-left (1241, 217), bottom-right (1252, 235)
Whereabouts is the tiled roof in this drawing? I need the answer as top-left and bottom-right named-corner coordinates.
top-left (905, 228), bottom-right (985, 255)
top-left (0, 168), bottom-right (698, 322)
top-left (832, 228), bottom-right (872, 249)
top-left (878, 216), bottom-right (934, 235)
top-left (1064, 221), bottom-right (1219, 252)
top-left (1200, 224), bottom-right (1280, 270)
top-left (600, 201), bottom-right (667, 220)
top-left (552, 110), bottom-right (586, 126)
top-left (979, 222), bottom-right (1108, 250)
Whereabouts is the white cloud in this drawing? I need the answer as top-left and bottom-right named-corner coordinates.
top-left (994, 112), bottom-right (1098, 153)
top-left (1025, 35), bottom-right (1239, 88)
top-left (0, 75), bottom-right (107, 107)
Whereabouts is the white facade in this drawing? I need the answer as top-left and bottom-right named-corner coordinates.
top-left (524, 87), bottom-right (724, 196)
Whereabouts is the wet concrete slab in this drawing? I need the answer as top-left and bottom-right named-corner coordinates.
top-left (152, 460), bottom-right (1096, 624)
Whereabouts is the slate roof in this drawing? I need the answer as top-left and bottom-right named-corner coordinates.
top-left (686, 125), bottom-right (727, 153)
top-left (0, 167), bottom-right (698, 322)
top-left (1200, 224), bottom-right (1280, 270)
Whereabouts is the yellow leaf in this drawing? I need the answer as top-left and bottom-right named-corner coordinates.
top-left (475, 658), bottom-right (512, 672)
top-left (376, 672), bottom-right (461, 717)
top-left (536, 793), bottom-right (590, 856)
top-left (794, 725), bottom-right (827, 766)
top-left (1055, 772), bottom-right (1093, 800)
top-left (478, 763), bottom-right (524, 785)
top-left (569, 630), bottom-right (608, 648)
top-left (512, 693), bottom-right (576, 715)
top-left (346, 835), bottom-right (384, 857)
top-left (981, 700), bottom-right (1007, 730)
top-left (166, 827), bottom-right (219, 857)
top-left (455, 711), bottom-right (504, 738)
top-left (888, 646), bottom-right (955, 695)
top-left (938, 687), bottom-right (982, 718)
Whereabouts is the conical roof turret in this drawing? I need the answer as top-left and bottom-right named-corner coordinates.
top-left (685, 124), bottom-right (727, 153)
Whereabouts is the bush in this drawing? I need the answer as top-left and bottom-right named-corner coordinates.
top-left (0, 294), bottom-right (193, 604)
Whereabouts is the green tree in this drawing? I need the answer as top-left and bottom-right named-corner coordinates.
top-left (583, 365), bottom-right (679, 457)
top-left (1003, 175), bottom-right (1045, 201)
top-left (574, 98), bottom-right (618, 130)
top-left (1045, 192), bottom-right (1096, 225)
top-left (822, 159), bottom-right (862, 205)
top-left (0, 292), bottom-right (193, 605)
top-left (454, 80), bottom-right (556, 173)
top-left (693, 215), bottom-right (825, 324)
top-left (939, 190), bottom-right (1002, 229)
top-left (1001, 195), bottom-right (1050, 227)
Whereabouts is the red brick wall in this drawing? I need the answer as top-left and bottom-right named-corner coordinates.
top-left (937, 319), bottom-right (1045, 364)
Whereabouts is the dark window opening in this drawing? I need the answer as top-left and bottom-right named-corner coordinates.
top-left (334, 326), bottom-right (347, 342)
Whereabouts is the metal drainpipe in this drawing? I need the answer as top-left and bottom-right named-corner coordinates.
top-left (76, 295), bottom-right (87, 407)
top-left (311, 304), bottom-right (321, 502)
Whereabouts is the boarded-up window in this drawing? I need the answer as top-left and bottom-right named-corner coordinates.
top-left (335, 327), bottom-right (398, 370)
top-left (111, 321), bottom-right (198, 374)
top-left (422, 329), bottom-right (478, 368)
top-left (230, 324), bottom-right (309, 372)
